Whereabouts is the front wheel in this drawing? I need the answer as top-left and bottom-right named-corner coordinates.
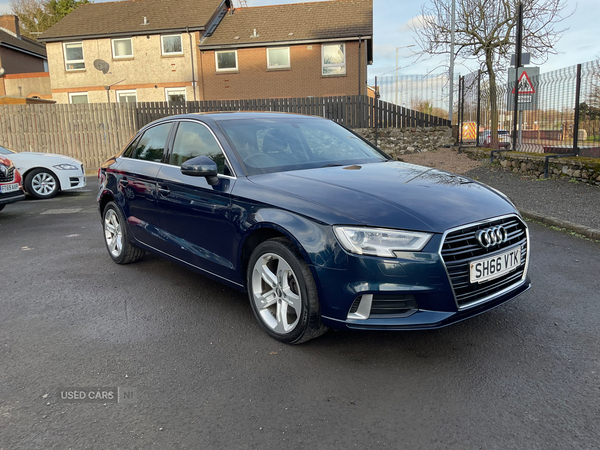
top-left (103, 201), bottom-right (145, 264)
top-left (26, 169), bottom-right (59, 199)
top-left (247, 238), bottom-right (327, 344)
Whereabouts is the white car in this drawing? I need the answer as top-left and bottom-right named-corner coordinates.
top-left (0, 145), bottom-right (86, 199)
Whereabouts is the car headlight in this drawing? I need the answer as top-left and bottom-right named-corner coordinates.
top-left (333, 226), bottom-right (433, 257)
top-left (53, 164), bottom-right (79, 170)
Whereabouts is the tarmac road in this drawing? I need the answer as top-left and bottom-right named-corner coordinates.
top-left (1, 182), bottom-right (599, 449)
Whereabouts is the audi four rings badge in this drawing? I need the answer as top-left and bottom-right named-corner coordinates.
top-left (476, 226), bottom-right (508, 248)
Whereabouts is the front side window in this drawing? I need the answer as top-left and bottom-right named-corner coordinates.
top-left (112, 38), bottom-right (133, 58)
top-left (322, 43), bottom-right (346, 75)
top-left (131, 123), bottom-right (172, 162)
top-left (117, 90), bottom-right (137, 103)
top-left (215, 50), bottom-right (238, 72)
top-left (64, 42), bottom-right (85, 71)
top-left (170, 122), bottom-right (227, 174)
top-left (165, 88), bottom-right (186, 104)
top-left (69, 92), bottom-right (88, 104)
top-left (267, 47), bottom-right (290, 69)
top-left (161, 34), bottom-right (183, 55)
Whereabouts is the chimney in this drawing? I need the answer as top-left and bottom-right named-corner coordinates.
top-left (0, 15), bottom-right (20, 38)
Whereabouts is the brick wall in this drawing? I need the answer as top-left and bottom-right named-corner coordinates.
top-left (199, 41), bottom-right (368, 100)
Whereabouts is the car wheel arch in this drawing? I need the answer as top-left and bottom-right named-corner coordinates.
top-left (239, 223), bottom-right (319, 290)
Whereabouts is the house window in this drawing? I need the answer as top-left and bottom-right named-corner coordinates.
top-left (161, 34), bottom-right (183, 55)
top-left (112, 38), bottom-right (133, 59)
top-left (116, 90), bottom-right (137, 103)
top-left (322, 43), bottom-right (346, 75)
top-left (64, 42), bottom-right (85, 71)
top-left (215, 50), bottom-right (238, 72)
top-left (69, 92), bottom-right (88, 104)
top-left (267, 47), bottom-right (290, 69)
top-left (165, 87), bottom-right (186, 103)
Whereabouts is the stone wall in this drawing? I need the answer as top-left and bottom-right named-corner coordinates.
top-left (464, 148), bottom-right (600, 186)
top-left (354, 127), bottom-right (454, 159)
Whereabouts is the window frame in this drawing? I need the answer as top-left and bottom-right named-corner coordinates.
top-left (215, 50), bottom-right (238, 73)
top-left (321, 43), bottom-right (346, 76)
top-left (111, 37), bottom-right (134, 59)
top-left (266, 46), bottom-right (291, 70)
top-left (161, 34), bottom-right (184, 56)
top-left (165, 87), bottom-right (187, 104)
top-left (68, 92), bottom-right (89, 104)
top-left (63, 42), bottom-right (85, 71)
top-left (116, 89), bottom-right (137, 104)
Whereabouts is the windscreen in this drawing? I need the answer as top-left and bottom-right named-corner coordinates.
top-left (218, 117), bottom-right (387, 175)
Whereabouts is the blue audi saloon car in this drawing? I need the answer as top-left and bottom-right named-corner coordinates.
top-left (98, 112), bottom-right (531, 343)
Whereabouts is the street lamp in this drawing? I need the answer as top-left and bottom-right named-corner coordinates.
top-left (395, 45), bottom-right (415, 105)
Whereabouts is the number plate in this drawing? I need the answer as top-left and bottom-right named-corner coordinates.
top-left (470, 246), bottom-right (522, 284)
top-left (0, 183), bottom-right (19, 194)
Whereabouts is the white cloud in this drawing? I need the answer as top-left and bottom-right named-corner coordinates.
top-left (399, 14), bottom-right (434, 33)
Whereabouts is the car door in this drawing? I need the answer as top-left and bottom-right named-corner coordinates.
top-left (155, 120), bottom-right (238, 280)
top-left (116, 121), bottom-right (174, 249)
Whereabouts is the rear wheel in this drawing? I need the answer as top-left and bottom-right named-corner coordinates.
top-left (26, 168), bottom-right (59, 199)
top-left (103, 201), bottom-right (145, 264)
top-left (247, 238), bottom-right (327, 344)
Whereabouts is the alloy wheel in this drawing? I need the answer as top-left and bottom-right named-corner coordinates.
top-left (104, 209), bottom-right (123, 258)
top-left (251, 252), bottom-right (302, 334)
top-left (31, 172), bottom-right (57, 196)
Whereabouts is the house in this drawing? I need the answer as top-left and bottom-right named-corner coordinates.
top-left (38, 0), bottom-right (373, 104)
top-left (38, 0), bottom-right (228, 104)
top-left (197, 0), bottom-right (373, 100)
top-left (0, 15), bottom-right (51, 99)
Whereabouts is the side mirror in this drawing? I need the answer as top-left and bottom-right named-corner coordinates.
top-left (181, 156), bottom-right (219, 185)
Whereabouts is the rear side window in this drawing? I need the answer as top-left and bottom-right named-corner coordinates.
top-left (170, 122), bottom-right (228, 175)
top-left (132, 123), bottom-right (172, 162)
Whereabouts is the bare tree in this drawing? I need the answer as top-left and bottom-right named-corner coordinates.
top-left (414, 0), bottom-right (571, 148)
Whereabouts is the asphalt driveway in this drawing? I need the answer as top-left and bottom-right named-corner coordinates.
top-left (0, 181), bottom-right (599, 449)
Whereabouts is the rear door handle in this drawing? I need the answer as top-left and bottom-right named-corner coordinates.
top-left (158, 185), bottom-right (170, 196)
top-left (119, 177), bottom-right (128, 187)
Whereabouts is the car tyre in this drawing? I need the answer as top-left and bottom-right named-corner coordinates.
top-left (247, 237), bottom-right (328, 344)
top-left (103, 201), bottom-right (145, 264)
top-left (25, 168), bottom-right (60, 199)
top-left (0, 204), bottom-right (5, 212)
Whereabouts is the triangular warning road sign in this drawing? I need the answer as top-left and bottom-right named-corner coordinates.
top-left (511, 71), bottom-right (535, 94)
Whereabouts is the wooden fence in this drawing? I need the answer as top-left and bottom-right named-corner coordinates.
top-left (0, 103), bottom-right (137, 171)
top-left (0, 96), bottom-right (449, 171)
top-left (135, 95), bottom-right (451, 129)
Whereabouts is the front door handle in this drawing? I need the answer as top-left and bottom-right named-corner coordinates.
top-left (119, 177), bottom-right (128, 187)
top-left (158, 185), bottom-right (170, 196)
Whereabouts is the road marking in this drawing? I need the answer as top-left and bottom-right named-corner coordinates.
top-left (40, 208), bottom-right (82, 215)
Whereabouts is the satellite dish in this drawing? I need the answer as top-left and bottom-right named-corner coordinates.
top-left (93, 59), bottom-right (110, 74)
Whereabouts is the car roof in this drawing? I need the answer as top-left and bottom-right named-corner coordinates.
top-left (150, 111), bottom-right (328, 125)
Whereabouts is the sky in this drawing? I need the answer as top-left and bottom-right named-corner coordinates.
top-left (1, 0), bottom-right (598, 82)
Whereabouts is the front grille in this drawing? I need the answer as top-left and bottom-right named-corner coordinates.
top-left (441, 215), bottom-right (528, 309)
top-left (0, 167), bottom-right (15, 183)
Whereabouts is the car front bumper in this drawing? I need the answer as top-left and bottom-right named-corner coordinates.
top-left (0, 189), bottom-right (26, 205)
top-left (57, 171), bottom-right (86, 192)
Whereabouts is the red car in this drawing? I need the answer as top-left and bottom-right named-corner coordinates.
top-left (0, 155), bottom-right (25, 212)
